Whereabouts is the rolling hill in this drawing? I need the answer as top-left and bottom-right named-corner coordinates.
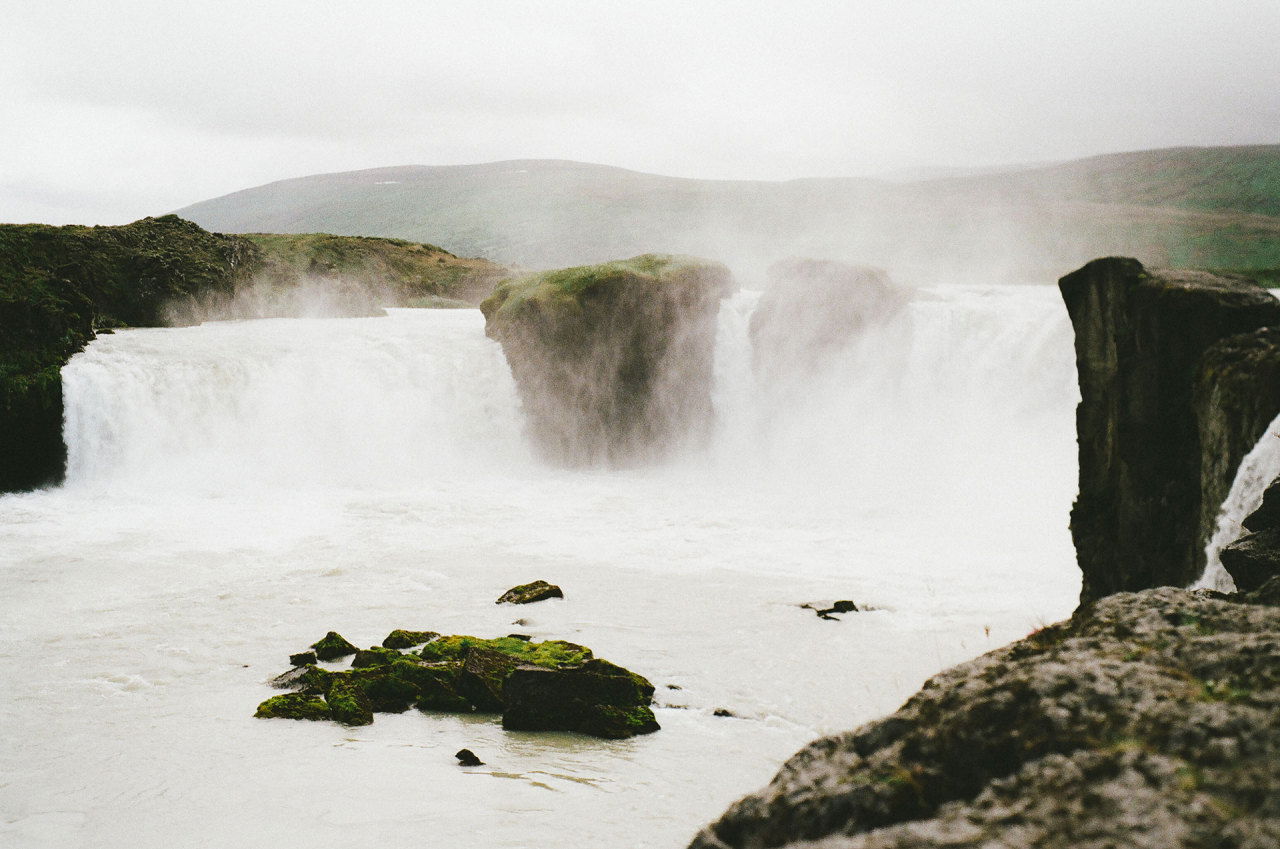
top-left (176, 146), bottom-right (1280, 284)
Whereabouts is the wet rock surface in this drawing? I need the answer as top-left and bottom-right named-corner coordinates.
top-left (1222, 477), bottom-right (1280, 592)
top-left (256, 632), bottom-right (658, 738)
top-left (495, 580), bottom-right (564, 605)
top-left (1059, 257), bottom-right (1280, 603)
top-left (689, 587), bottom-right (1280, 849)
top-left (481, 254), bottom-right (735, 466)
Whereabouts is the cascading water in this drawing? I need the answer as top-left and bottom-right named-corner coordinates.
top-left (1199, 409), bottom-right (1280, 591)
top-left (0, 289), bottom-right (1081, 849)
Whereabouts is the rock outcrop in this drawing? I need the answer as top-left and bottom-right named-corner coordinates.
top-left (688, 586), bottom-right (1280, 849)
top-left (480, 254), bottom-right (735, 466)
top-left (0, 215), bottom-right (255, 492)
top-left (257, 632), bottom-right (659, 738)
top-left (1059, 257), bottom-right (1280, 603)
top-left (749, 259), bottom-right (908, 379)
top-left (1222, 478), bottom-right (1280, 592)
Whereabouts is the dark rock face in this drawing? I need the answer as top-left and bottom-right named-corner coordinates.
top-left (1194, 327), bottom-right (1280, 551)
top-left (1059, 257), bottom-right (1280, 603)
top-left (503, 658), bottom-right (659, 739)
top-left (0, 215), bottom-right (256, 493)
top-left (749, 259), bottom-right (908, 379)
top-left (495, 580), bottom-right (563, 605)
top-left (688, 587), bottom-right (1280, 849)
top-left (481, 254), bottom-right (735, 466)
top-left (1222, 477), bottom-right (1280, 592)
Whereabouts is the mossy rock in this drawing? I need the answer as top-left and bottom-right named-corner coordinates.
top-left (310, 631), bottom-right (358, 661)
top-left (480, 254), bottom-right (735, 466)
top-left (326, 676), bottom-right (374, 726)
top-left (351, 646), bottom-right (406, 669)
top-left (502, 659), bottom-right (659, 739)
top-left (381, 629), bottom-right (440, 649)
top-left (496, 580), bottom-right (563, 605)
top-left (255, 693), bottom-right (330, 721)
top-left (418, 635), bottom-right (592, 669)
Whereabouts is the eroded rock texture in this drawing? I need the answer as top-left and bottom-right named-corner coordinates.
top-left (1059, 257), bottom-right (1280, 603)
top-left (689, 586), bottom-right (1280, 849)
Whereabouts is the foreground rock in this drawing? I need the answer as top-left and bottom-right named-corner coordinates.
top-left (257, 632), bottom-right (659, 738)
top-left (689, 586), bottom-right (1280, 848)
top-left (481, 254), bottom-right (735, 466)
top-left (496, 580), bottom-right (563, 604)
top-left (749, 259), bottom-right (909, 379)
top-left (1059, 257), bottom-right (1280, 603)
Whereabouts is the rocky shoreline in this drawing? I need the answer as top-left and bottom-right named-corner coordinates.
top-left (689, 257), bottom-right (1280, 847)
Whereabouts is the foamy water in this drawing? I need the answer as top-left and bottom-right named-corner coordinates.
top-left (0, 291), bottom-right (1081, 848)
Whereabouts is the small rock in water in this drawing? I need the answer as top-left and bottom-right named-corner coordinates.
top-left (381, 629), bottom-right (440, 649)
top-left (289, 651), bottom-right (317, 667)
top-left (800, 600), bottom-right (859, 620)
top-left (456, 748), bottom-right (484, 766)
top-left (496, 580), bottom-right (564, 605)
top-left (310, 631), bottom-right (358, 660)
top-left (666, 683), bottom-right (682, 690)
top-left (713, 708), bottom-right (736, 718)
top-left (507, 633), bottom-right (532, 641)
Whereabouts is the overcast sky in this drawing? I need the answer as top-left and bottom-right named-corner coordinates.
top-left (2, 0), bottom-right (1278, 225)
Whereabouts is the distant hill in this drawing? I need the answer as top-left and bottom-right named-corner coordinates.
top-left (176, 146), bottom-right (1280, 284)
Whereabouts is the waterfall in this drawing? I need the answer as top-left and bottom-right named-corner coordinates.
top-left (1199, 409), bottom-right (1280, 591)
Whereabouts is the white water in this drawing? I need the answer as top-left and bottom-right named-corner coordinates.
top-left (1199, 409), bottom-right (1280, 591)
top-left (0, 290), bottom-right (1081, 848)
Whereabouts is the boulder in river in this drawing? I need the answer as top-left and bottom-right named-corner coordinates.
top-left (309, 631), bottom-right (358, 661)
top-left (496, 580), bottom-right (564, 605)
top-left (381, 629), bottom-right (440, 649)
top-left (503, 659), bottom-right (659, 739)
top-left (481, 254), bottom-right (735, 466)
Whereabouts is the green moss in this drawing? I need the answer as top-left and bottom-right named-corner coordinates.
top-left (350, 646), bottom-right (405, 668)
top-left (381, 629), bottom-right (439, 649)
top-left (583, 705), bottom-right (661, 739)
top-left (481, 254), bottom-right (724, 323)
top-left (254, 693), bottom-right (330, 721)
top-left (418, 635), bottom-right (592, 668)
top-left (310, 631), bottom-right (358, 660)
top-left (326, 676), bottom-right (374, 726)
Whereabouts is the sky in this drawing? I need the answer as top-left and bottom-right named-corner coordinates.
top-left (2, 0), bottom-right (1278, 225)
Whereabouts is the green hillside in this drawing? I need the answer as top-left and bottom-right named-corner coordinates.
top-left (175, 147), bottom-right (1280, 283)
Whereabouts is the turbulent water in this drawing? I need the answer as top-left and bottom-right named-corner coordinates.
top-left (0, 289), bottom-right (1082, 848)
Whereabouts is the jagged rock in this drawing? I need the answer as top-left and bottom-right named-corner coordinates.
top-left (749, 259), bottom-right (909, 379)
top-left (1059, 257), bottom-right (1280, 603)
top-left (456, 749), bottom-right (484, 766)
top-left (481, 254), bottom-right (735, 466)
top-left (1220, 527), bottom-right (1280, 592)
top-left (503, 659), bottom-right (659, 739)
top-left (1244, 476), bottom-right (1280, 532)
top-left (288, 651), bottom-right (317, 667)
top-left (496, 580), bottom-right (563, 605)
top-left (268, 666), bottom-right (312, 689)
top-left (381, 629), bottom-right (440, 649)
top-left (687, 587), bottom-right (1280, 849)
top-left (310, 631), bottom-right (358, 661)
top-left (254, 693), bottom-right (330, 721)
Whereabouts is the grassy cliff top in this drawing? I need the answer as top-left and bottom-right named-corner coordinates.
top-left (481, 253), bottom-right (730, 322)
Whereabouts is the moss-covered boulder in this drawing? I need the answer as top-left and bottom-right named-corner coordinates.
top-left (381, 629), bottom-right (440, 649)
top-left (495, 580), bottom-right (563, 605)
top-left (310, 631), bottom-right (358, 661)
top-left (258, 631), bottom-right (656, 738)
top-left (481, 254), bottom-right (735, 466)
top-left (254, 693), bottom-right (331, 721)
top-left (503, 659), bottom-right (659, 738)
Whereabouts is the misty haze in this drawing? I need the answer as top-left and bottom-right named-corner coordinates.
top-left (2, 3), bottom-right (1279, 849)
